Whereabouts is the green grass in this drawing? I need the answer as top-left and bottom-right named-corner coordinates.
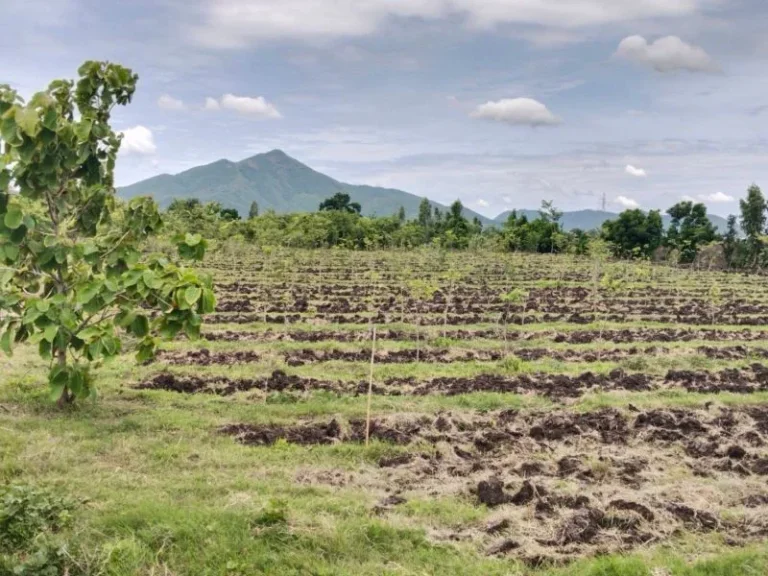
top-left (5, 248), bottom-right (768, 575)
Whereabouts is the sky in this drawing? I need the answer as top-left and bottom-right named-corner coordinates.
top-left (2, 0), bottom-right (767, 218)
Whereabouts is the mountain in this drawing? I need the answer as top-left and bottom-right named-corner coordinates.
top-left (120, 151), bottom-right (730, 233)
top-left (493, 209), bottom-right (729, 234)
top-left (119, 149), bottom-right (492, 224)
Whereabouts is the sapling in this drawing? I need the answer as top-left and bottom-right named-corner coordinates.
top-left (408, 278), bottom-right (438, 362)
top-left (0, 62), bottom-right (214, 404)
top-left (500, 288), bottom-right (528, 355)
top-left (708, 283), bottom-right (722, 326)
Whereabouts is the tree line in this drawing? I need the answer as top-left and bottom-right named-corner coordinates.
top-left (163, 185), bottom-right (766, 268)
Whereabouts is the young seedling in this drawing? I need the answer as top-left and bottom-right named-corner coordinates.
top-left (708, 283), bottom-right (722, 326)
top-left (408, 278), bottom-right (439, 362)
top-left (500, 288), bottom-right (528, 355)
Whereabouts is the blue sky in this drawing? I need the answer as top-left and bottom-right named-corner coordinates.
top-left (2, 0), bottom-right (767, 217)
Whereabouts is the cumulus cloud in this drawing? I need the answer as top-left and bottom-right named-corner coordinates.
top-left (157, 94), bottom-right (186, 110)
top-left (471, 98), bottom-right (560, 127)
top-left (614, 35), bottom-right (719, 73)
top-left (625, 164), bottom-right (647, 177)
top-left (205, 94), bottom-right (281, 118)
top-left (700, 192), bottom-right (735, 203)
top-left (615, 195), bottom-right (639, 209)
top-left (476, 198), bottom-right (489, 208)
top-left (120, 126), bottom-right (156, 155)
top-left (192, 0), bottom-right (704, 47)
top-left (681, 195), bottom-right (697, 202)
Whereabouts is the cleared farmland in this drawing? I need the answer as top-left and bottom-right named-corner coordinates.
top-left (4, 249), bottom-right (768, 575)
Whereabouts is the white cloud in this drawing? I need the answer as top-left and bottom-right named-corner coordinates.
top-left (700, 191), bottom-right (735, 203)
top-left (205, 94), bottom-right (281, 118)
top-left (681, 195), bottom-right (697, 202)
top-left (192, 0), bottom-right (705, 47)
top-left (471, 98), bottom-right (560, 127)
top-left (625, 164), bottom-right (647, 177)
top-left (476, 198), bottom-right (489, 207)
top-left (120, 126), bottom-right (157, 155)
top-left (615, 35), bottom-right (719, 73)
top-left (157, 94), bottom-right (186, 110)
top-left (615, 195), bottom-right (640, 209)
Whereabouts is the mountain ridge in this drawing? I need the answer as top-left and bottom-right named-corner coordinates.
top-left (120, 149), bottom-right (493, 224)
top-left (120, 150), bottom-right (729, 232)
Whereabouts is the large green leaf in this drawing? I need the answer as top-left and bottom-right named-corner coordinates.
top-left (184, 286), bottom-right (202, 306)
top-left (130, 315), bottom-right (149, 338)
top-left (73, 118), bottom-right (93, 141)
top-left (0, 325), bottom-right (16, 355)
top-left (42, 324), bottom-right (58, 343)
top-left (76, 282), bottom-right (102, 305)
top-left (3, 206), bottom-right (22, 230)
top-left (201, 289), bottom-right (216, 314)
top-left (15, 106), bottom-right (40, 137)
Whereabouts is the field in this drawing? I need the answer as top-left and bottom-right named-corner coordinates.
top-left (4, 248), bottom-right (768, 575)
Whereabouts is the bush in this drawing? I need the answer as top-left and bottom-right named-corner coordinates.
top-left (0, 484), bottom-right (77, 575)
top-left (0, 485), bottom-right (74, 552)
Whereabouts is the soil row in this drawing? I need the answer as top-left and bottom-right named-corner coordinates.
top-left (205, 311), bottom-right (768, 327)
top-left (158, 344), bottom-right (702, 366)
top-left (200, 327), bottom-right (768, 345)
top-left (138, 363), bottom-right (768, 399)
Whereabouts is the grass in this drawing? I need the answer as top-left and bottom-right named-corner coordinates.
top-left (5, 249), bottom-right (768, 575)
top-left (4, 359), bottom-right (768, 575)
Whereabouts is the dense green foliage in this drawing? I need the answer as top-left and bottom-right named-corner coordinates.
top-left (665, 201), bottom-right (720, 264)
top-left (319, 192), bottom-right (361, 215)
top-left (160, 193), bottom-right (732, 264)
top-left (601, 209), bottom-right (663, 258)
top-left (0, 62), bottom-right (215, 404)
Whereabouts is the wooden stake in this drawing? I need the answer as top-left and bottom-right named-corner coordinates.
top-left (365, 326), bottom-right (377, 447)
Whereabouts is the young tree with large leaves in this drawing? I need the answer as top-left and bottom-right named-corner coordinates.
top-left (0, 61), bottom-right (215, 405)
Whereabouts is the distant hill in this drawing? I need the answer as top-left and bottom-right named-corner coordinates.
top-left (119, 149), bottom-right (492, 224)
top-left (493, 208), bottom-right (729, 233)
top-left (120, 151), bottom-right (730, 233)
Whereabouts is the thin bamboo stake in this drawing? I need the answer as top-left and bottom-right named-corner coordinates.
top-left (365, 326), bottom-right (377, 447)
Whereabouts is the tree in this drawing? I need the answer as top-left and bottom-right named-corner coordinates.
top-left (601, 209), bottom-right (663, 258)
top-left (219, 208), bottom-right (240, 221)
top-left (248, 201), bottom-right (259, 219)
top-left (739, 184), bottom-right (766, 266)
top-left (417, 198), bottom-right (432, 227)
top-left (319, 192), bottom-right (361, 214)
top-left (665, 201), bottom-right (719, 264)
top-left (723, 214), bottom-right (739, 268)
top-left (168, 198), bottom-right (201, 212)
top-left (443, 200), bottom-right (471, 248)
top-left (0, 61), bottom-right (215, 405)
top-left (397, 206), bottom-right (406, 222)
top-left (539, 200), bottom-right (563, 225)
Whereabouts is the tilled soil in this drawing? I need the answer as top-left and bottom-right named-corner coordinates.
top-left (221, 404), bottom-right (768, 563)
top-left (157, 345), bottom-right (680, 367)
top-left (200, 327), bottom-right (768, 345)
top-left (205, 310), bottom-right (768, 327)
top-left (137, 364), bottom-right (768, 398)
